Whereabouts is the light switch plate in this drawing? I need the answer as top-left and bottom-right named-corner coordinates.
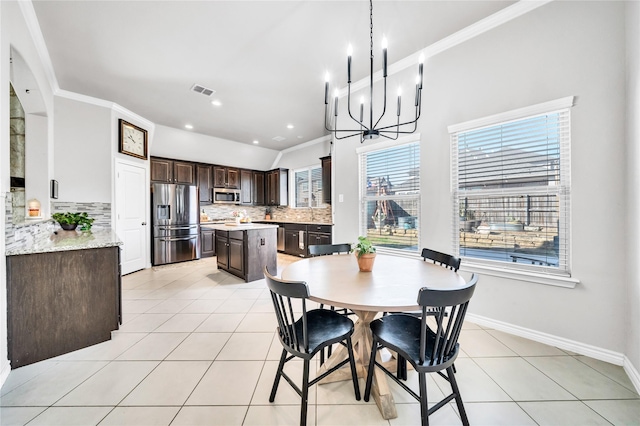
top-left (339, 194), bottom-right (344, 202)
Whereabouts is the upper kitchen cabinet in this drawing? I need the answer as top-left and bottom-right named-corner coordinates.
top-left (266, 168), bottom-right (288, 206)
top-left (150, 157), bottom-right (195, 184)
top-left (240, 169), bottom-right (252, 205)
top-left (252, 171), bottom-right (265, 206)
top-left (320, 156), bottom-right (331, 205)
top-left (197, 164), bottom-right (213, 204)
top-left (214, 166), bottom-right (240, 189)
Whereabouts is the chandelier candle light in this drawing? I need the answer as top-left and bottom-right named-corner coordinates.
top-left (324, 0), bottom-right (424, 142)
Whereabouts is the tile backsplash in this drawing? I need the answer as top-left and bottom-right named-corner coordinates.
top-left (5, 196), bottom-right (112, 253)
top-left (51, 202), bottom-right (111, 228)
top-left (201, 204), bottom-right (332, 223)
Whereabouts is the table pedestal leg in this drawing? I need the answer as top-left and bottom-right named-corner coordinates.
top-left (316, 310), bottom-right (397, 420)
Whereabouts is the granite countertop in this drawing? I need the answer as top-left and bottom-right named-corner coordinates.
top-left (253, 220), bottom-right (333, 226)
top-left (6, 229), bottom-right (123, 256)
top-left (202, 223), bottom-right (279, 231)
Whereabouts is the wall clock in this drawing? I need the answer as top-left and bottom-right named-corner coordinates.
top-left (119, 119), bottom-right (148, 159)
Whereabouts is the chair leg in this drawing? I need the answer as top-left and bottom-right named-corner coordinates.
top-left (418, 372), bottom-right (429, 426)
top-left (447, 366), bottom-right (469, 426)
top-left (269, 348), bottom-right (287, 402)
top-left (345, 336), bottom-right (361, 400)
top-left (300, 359), bottom-right (310, 426)
top-left (396, 354), bottom-right (407, 381)
top-left (363, 336), bottom-right (378, 402)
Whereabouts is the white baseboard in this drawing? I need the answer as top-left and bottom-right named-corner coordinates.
top-left (0, 358), bottom-right (10, 388)
top-left (623, 356), bottom-right (640, 395)
top-left (465, 313), bottom-right (625, 365)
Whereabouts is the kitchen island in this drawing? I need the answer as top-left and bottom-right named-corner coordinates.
top-left (6, 228), bottom-right (122, 368)
top-left (202, 223), bottom-right (278, 282)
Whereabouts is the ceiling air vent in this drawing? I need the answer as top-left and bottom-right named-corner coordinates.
top-left (272, 136), bottom-right (286, 142)
top-left (191, 84), bottom-right (216, 97)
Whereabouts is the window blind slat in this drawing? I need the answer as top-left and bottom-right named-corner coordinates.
top-left (359, 141), bottom-right (421, 253)
top-left (451, 108), bottom-right (571, 275)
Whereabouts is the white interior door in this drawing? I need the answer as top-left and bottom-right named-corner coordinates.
top-left (115, 160), bottom-right (148, 275)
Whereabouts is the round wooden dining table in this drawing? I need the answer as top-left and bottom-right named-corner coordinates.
top-left (281, 253), bottom-right (467, 420)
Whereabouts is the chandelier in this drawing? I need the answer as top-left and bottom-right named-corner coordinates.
top-left (324, 0), bottom-right (424, 143)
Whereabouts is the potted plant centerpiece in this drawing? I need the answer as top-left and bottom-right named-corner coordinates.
top-left (52, 212), bottom-right (94, 231)
top-left (352, 236), bottom-right (377, 272)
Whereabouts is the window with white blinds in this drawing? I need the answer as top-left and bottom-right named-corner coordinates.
top-left (294, 166), bottom-right (323, 208)
top-left (359, 141), bottom-right (420, 253)
top-left (450, 98), bottom-right (572, 275)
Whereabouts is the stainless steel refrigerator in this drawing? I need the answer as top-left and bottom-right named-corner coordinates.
top-left (151, 183), bottom-right (201, 266)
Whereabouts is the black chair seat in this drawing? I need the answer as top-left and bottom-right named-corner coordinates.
top-left (371, 313), bottom-right (458, 373)
top-left (290, 309), bottom-right (355, 358)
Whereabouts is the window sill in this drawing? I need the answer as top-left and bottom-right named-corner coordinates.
top-left (459, 261), bottom-right (579, 289)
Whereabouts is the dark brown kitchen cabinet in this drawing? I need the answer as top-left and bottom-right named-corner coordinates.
top-left (284, 223), bottom-right (306, 257)
top-left (216, 228), bottom-right (276, 282)
top-left (240, 169), bottom-right (253, 205)
top-left (201, 228), bottom-right (215, 258)
top-left (216, 230), bottom-right (244, 278)
top-left (266, 168), bottom-right (288, 206)
top-left (197, 164), bottom-right (213, 204)
top-left (151, 157), bottom-right (195, 184)
top-left (253, 172), bottom-right (265, 206)
top-left (6, 246), bottom-right (121, 368)
top-left (214, 166), bottom-right (240, 189)
top-left (320, 155), bottom-right (332, 205)
top-left (215, 232), bottom-right (229, 268)
top-left (307, 224), bottom-right (333, 256)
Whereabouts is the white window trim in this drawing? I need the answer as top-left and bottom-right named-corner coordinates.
top-left (449, 97), bottom-right (577, 288)
top-left (290, 164), bottom-right (324, 209)
top-left (355, 133), bottom-right (421, 155)
top-left (358, 135), bottom-right (422, 253)
top-left (447, 96), bottom-right (574, 134)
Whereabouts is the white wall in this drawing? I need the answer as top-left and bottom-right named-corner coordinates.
top-left (626, 0), bottom-right (640, 382)
top-left (1, 0), bottom-right (56, 384)
top-left (53, 96), bottom-right (111, 202)
top-left (334, 1), bottom-right (629, 358)
top-left (152, 124), bottom-right (279, 171)
top-left (25, 114), bottom-right (49, 216)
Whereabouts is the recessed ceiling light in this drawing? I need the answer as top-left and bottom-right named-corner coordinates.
top-left (253, 140), bottom-right (259, 144)
top-left (287, 124), bottom-right (294, 129)
top-left (185, 124), bottom-right (193, 129)
top-left (211, 100), bottom-right (222, 106)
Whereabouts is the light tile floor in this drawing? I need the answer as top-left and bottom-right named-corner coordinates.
top-left (1, 254), bottom-right (639, 426)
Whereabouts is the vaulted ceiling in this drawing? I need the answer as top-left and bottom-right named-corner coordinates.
top-left (32, 1), bottom-right (515, 150)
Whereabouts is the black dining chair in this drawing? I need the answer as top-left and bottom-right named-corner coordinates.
top-left (264, 267), bottom-right (361, 426)
top-left (397, 248), bottom-right (461, 380)
top-left (307, 243), bottom-right (353, 364)
top-left (364, 274), bottom-right (478, 426)
top-left (308, 243), bottom-right (351, 256)
top-left (394, 248), bottom-right (463, 380)
top-left (421, 248), bottom-right (461, 271)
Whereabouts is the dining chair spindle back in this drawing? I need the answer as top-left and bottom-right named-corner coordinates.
top-left (264, 267), bottom-right (361, 426)
top-left (364, 274), bottom-right (478, 426)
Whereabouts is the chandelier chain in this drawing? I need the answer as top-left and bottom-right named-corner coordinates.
top-left (370, 0), bottom-right (374, 60)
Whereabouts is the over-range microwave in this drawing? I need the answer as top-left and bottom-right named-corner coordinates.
top-left (213, 188), bottom-right (240, 204)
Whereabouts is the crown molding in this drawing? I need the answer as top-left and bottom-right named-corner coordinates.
top-left (344, 0), bottom-right (554, 97)
top-left (56, 89), bottom-right (155, 130)
top-left (18, 0), bottom-right (59, 93)
top-left (280, 135), bottom-right (332, 154)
